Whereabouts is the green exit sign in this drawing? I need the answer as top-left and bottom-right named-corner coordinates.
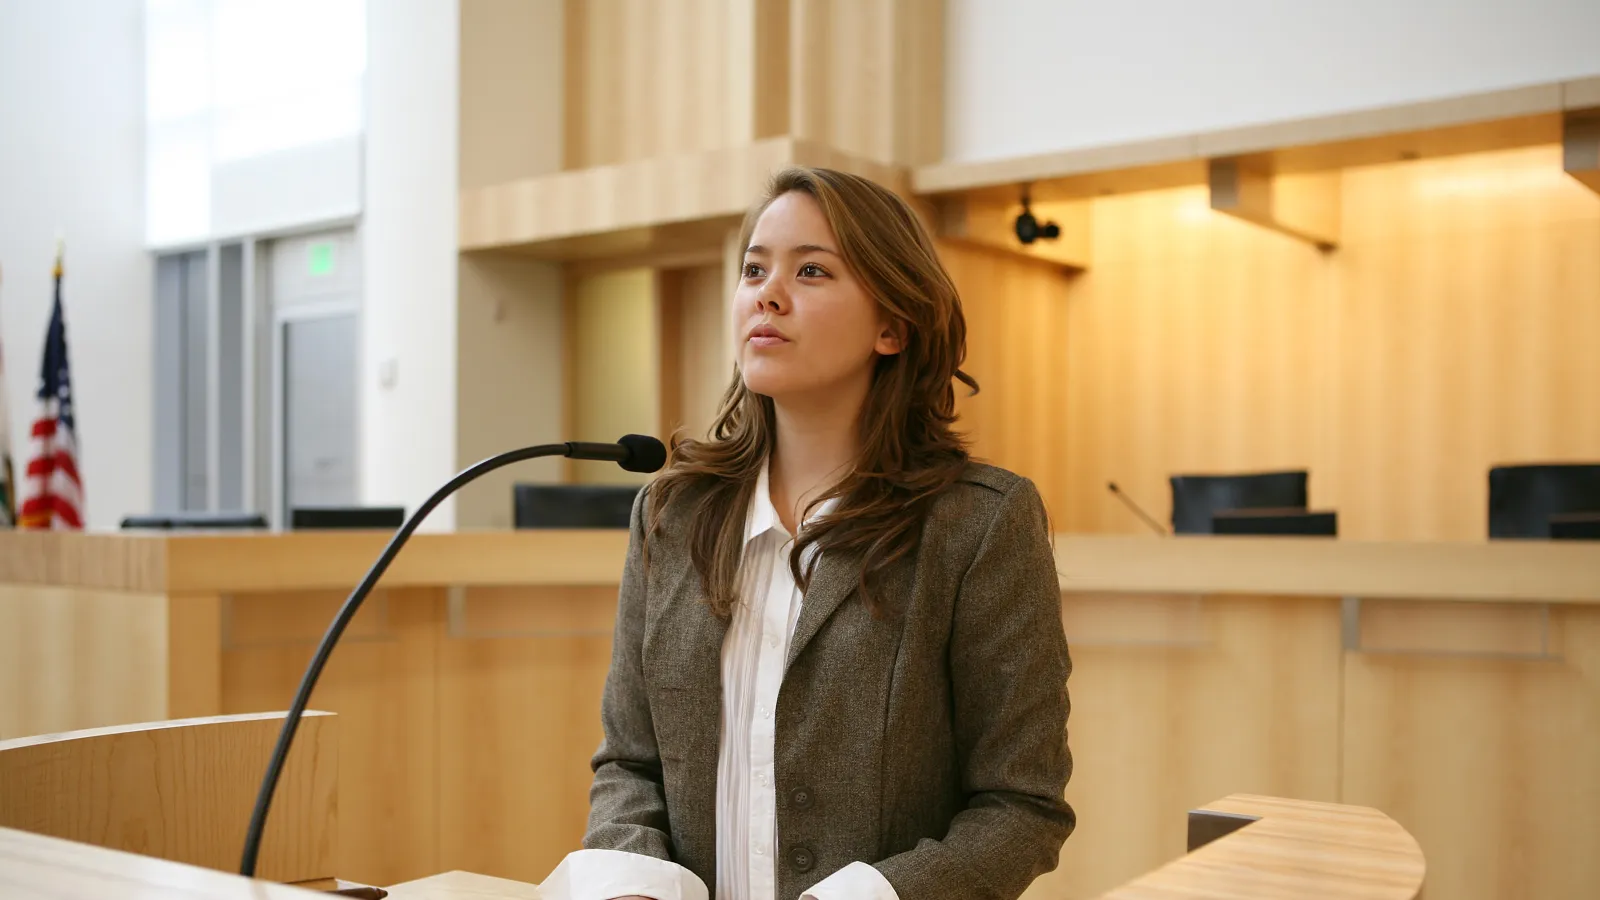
top-left (308, 242), bottom-right (335, 276)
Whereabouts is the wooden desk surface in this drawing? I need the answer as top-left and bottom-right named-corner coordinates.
top-left (0, 826), bottom-right (321, 900)
top-left (387, 870), bottom-right (543, 900)
top-left (1098, 794), bottom-right (1425, 899)
top-left (0, 530), bottom-right (1594, 603)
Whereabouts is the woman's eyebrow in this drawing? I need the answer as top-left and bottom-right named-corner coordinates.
top-left (744, 243), bottom-right (839, 256)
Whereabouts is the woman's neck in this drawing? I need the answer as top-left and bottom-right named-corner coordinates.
top-left (769, 391), bottom-right (863, 535)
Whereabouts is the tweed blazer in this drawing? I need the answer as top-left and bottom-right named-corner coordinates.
top-left (584, 462), bottom-right (1074, 900)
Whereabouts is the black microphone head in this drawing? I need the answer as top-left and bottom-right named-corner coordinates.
top-left (617, 434), bottom-right (668, 473)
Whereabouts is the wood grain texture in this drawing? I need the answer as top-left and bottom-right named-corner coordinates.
top-left (220, 589), bottom-right (440, 886)
top-left (1341, 603), bottom-right (1600, 899)
top-left (564, 0), bottom-right (746, 168)
top-left (458, 0), bottom-right (564, 190)
top-left (436, 587), bottom-right (616, 884)
top-left (789, 0), bottom-right (943, 166)
top-left (938, 241), bottom-right (1074, 521)
top-left (0, 826), bottom-right (326, 900)
top-left (669, 262), bottom-right (735, 442)
top-left (1061, 184), bottom-right (1335, 535)
top-left (1333, 145), bottom-right (1600, 540)
top-left (460, 138), bottom-right (907, 255)
top-left (1093, 794), bottom-right (1425, 899)
top-left (1055, 535), bottom-right (1600, 603)
top-left (936, 197), bottom-right (1091, 269)
top-left (0, 586), bottom-right (168, 739)
top-left (0, 532), bottom-right (166, 592)
top-left (0, 712), bottom-right (336, 883)
top-left (1024, 596), bottom-right (1344, 899)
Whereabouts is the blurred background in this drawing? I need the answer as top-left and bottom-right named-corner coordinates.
top-left (1, 1), bottom-right (1598, 898)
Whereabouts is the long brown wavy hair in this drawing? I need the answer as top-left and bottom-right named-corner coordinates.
top-left (649, 167), bottom-right (978, 618)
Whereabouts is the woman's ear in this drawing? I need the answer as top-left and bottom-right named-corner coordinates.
top-left (875, 319), bottom-right (906, 356)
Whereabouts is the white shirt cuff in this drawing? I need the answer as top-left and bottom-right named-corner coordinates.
top-left (539, 848), bottom-right (709, 900)
top-left (800, 860), bottom-right (900, 900)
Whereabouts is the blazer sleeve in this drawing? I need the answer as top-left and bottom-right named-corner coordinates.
top-left (583, 486), bottom-right (676, 860)
top-left (874, 478), bottom-right (1075, 900)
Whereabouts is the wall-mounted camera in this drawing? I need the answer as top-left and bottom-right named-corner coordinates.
top-left (1014, 188), bottom-right (1060, 244)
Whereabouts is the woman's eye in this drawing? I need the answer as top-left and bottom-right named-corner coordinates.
top-left (799, 263), bottom-right (828, 278)
top-left (743, 262), bottom-right (765, 278)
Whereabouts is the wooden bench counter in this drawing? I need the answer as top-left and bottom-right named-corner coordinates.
top-left (0, 530), bottom-right (1594, 897)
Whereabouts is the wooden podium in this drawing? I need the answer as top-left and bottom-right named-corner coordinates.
top-left (0, 794), bottom-right (1425, 899)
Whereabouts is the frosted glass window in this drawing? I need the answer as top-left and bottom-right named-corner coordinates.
top-left (144, 0), bottom-right (366, 246)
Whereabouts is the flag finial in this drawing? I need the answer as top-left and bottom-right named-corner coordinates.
top-left (53, 234), bottom-right (63, 279)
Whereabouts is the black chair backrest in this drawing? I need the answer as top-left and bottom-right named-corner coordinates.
top-left (290, 507), bottom-right (406, 530)
top-left (1488, 464), bottom-right (1600, 538)
top-left (1211, 508), bottom-right (1337, 537)
top-left (514, 484), bottom-right (639, 529)
top-left (1169, 470), bottom-right (1308, 535)
top-left (120, 512), bottom-right (269, 530)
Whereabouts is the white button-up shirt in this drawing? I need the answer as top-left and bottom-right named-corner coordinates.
top-left (545, 463), bottom-right (900, 900)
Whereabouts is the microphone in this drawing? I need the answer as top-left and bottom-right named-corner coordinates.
top-left (239, 435), bottom-right (667, 877)
top-left (1107, 481), bottom-right (1169, 536)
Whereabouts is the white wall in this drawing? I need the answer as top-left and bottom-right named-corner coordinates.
top-left (361, 0), bottom-right (461, 530)
top-left (946, 0), bottom-right (1600, 163)
top-left (0, 0), bottom-right (151, 529)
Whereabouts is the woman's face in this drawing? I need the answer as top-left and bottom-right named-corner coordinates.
top-left (735, 191), bottom-right (902, 405)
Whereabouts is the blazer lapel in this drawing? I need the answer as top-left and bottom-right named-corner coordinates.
top-left (785, 549), bottom-right (859, 674)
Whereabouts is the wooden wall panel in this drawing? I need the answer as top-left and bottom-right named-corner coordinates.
top-left (1333, 145), bottom-right (1600, 540)
top-left (672, 263), bottom-right (734, 442)
top-left (1024, 595), bottom-right (1344, 900)
top-left (1061, 187), bottom-right (1335, 534)
top-left (567, 268), bottom-right (661, 484)
top-left (565, 0), bottom-right (777, 169)
top-left (0, 586), bottom-right (169, 739)
top-left (790, 0), bottom-right (943, 166)
top-left (220, 588), bottom-right (441, 887)
top-left (1342, 604), bottom-right (1600, 900)
top-left (946, 144), bottom-right (1600, 539)
top-left (939, 242), bottom-right (1073, 520)
top-left (436, 586), bottom-right (616, 885)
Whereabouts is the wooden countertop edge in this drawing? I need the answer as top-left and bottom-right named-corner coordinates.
top-left (0, 531), bottom-right (1595, 603)
top-left (1098, 793), bottom-right (1425, 898)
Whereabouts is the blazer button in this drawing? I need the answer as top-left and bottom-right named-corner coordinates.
top-left (788, 845), bottom-right (816, 873)
top-left (789, 786), bottom-right (814, 810)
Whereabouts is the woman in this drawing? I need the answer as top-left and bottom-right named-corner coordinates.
top-left (546, 168), bottom-right (1073, 900)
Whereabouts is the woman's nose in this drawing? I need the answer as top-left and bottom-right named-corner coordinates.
top-left (756, 280), bottom-right (788, 314)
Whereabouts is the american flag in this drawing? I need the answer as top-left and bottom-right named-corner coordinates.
top-left (19, 258), bottom-right (82, 530)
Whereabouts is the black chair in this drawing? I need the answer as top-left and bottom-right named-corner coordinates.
top-left (1550, 512), bottom-right (1600, 541)
top-left (1168, 470), bottom-right (1308, 535)
top-left (513, 484), bottom-right (639, 529)
top-left (1212, 508), bottom-right (1337, 537)
top-left (1487, 464), bottom-right (1600, 538)
top-left (290, 506), bottom-right (406, 530)
top-left (120, 512), bottom-right (269, 530)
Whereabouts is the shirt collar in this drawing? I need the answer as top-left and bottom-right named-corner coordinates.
top-left (744, 457), bottom-right (841, 545)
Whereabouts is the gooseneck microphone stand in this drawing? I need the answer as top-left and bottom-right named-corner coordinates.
top-left (239, 436), bottom-right (666, 877)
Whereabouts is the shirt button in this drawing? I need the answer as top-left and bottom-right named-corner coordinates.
top-left (763, 706), bottom-right (773, 720)
top-left (755, 845), bottom-right (765, 856)
top-left (767, 634), bottom-right (779, 648)
top-left (756, 704), bottom-right (768, 719)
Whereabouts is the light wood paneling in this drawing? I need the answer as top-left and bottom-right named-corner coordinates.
top-left (789, 0), bottom-right (943, 166)
top-left (936, 197), bottom-right (1092, 270)
top-left (660, 263), bottom-right (732, 443)
top-left (0, 532), bottom-right (165, 592)
top-left (1055, 535), bottom-right (1600, 603)
top-left (459, 138), bottom-right (907, 255)
top-left (0, 586), bottom-right (168, 739)
top-left (0, 826), bottom-right (328, 900)
top-left (437, 586), bottom-right (616, 884)
top-left (564, 0), bottom-right (778, 169)
top-left (387, 869), bottom-right (544, 900)
top-left (939, 241), bottom-right (1074, 520)
top-left (0, 712), bottom-right (336, 883)
top-left (568, 268), bottom-right (660, 484)
top-left (1342, 604), bottom-right (1600, 899)
top-left (220, 589), bottom-right (441, 886)
top-left (1335, 145), bottom-right (1600, 540)
top-left (1025, 595), bottom-right (1344, 899)
top-left (1062, 185), bottom-right (1335, 534)
top-left (458, 0), bottom-right (564, 190)
top-left (1209, 161), bottom-right (1341, 249)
